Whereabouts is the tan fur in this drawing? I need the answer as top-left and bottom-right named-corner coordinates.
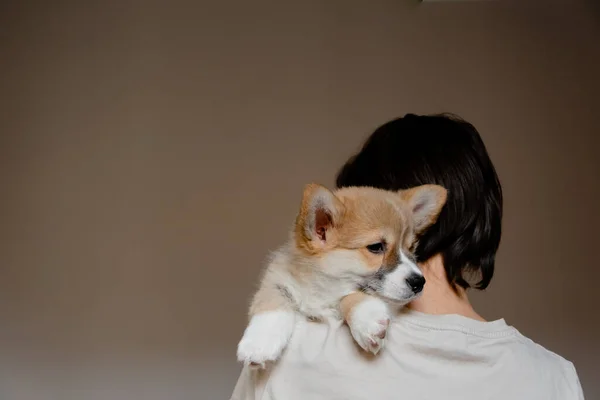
top-left (340, 291), bottom-right (371, 324)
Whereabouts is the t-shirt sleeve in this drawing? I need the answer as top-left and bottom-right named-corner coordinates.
top-left (564, 362), bottom-right (585, 400)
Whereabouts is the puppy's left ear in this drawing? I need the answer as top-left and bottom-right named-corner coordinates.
top-left (295, 183), bottom-right (345, 249)
top-left (400, 184), bottom-right (448, 234)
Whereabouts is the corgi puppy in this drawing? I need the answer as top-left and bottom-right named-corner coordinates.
top-left (236, 183), bottom-right (447, 368)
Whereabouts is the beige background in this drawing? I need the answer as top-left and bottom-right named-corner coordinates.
top-left (1, 0), bottom-right (599, 399)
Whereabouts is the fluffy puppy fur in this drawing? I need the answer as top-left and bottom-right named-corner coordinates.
top-left (237, 183), bottom-right (447, 368)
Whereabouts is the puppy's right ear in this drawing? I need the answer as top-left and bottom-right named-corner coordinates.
top-left (399, 184), bottom-right (448, 234)
top-left (295, 183), bottom-right (344, 250)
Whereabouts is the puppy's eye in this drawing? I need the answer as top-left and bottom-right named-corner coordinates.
top-left (366, 242), bottom-right (386, 254)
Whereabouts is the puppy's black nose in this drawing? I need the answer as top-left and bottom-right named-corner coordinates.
top-left (406, 274), bottom-right (426, 294)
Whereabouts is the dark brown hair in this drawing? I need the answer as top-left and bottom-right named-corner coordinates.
top-left (336, 113), bottom-right (503, 290)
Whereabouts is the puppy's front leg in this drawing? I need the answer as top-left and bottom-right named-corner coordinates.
top-left (237, 285), bottom-right (296, 369)
top-left (341, 292), bottom-right (391, 355)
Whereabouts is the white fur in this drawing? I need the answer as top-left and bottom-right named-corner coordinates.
top-left (380, 250), bottom-right (424, 302)
top-left (400, 250), bottom-right (422, 274)
top-left (236, 310), bottom-right (296, 368)
top-left (347, 296), bottom-right (392, 354)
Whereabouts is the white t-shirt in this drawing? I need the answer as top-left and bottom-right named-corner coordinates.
top-left (230, 309), bottom-right (584, 400)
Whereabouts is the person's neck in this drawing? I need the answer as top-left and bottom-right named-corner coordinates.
top-left (408, 254), bottom-right (486, 322)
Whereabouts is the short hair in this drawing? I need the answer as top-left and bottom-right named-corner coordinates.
top-left (335, 113), bottom-right (502, 290)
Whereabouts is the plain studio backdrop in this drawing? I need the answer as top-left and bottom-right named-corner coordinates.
top-left (1, 0), bottom-right (599, 399)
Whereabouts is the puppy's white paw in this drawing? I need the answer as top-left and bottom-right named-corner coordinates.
top-left (347, 297), bottom-right (391, 355)
top-left (236, 310), bottom-right (295, 369)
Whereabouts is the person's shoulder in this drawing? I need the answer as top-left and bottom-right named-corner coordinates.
top-left (511, 330), bottom-right (573, 369)
top-left (509, 329), bottom-right (584, 398)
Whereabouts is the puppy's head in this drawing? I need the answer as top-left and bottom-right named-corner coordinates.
top-left (294, 184), bottom-right (447, 304)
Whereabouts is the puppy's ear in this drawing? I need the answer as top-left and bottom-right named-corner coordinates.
top-left (295, 183), bottom-right (345, 249)
top-left (400, 184), bottom-right (448, 234)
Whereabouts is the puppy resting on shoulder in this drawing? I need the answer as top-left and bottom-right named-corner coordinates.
top-left (237, 183), bottom-right (447, 368)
